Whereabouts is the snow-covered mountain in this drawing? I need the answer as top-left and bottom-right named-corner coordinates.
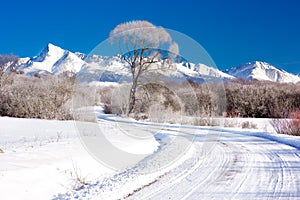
top-left (14, 43), bottom-right (232, 82)
top-left (9, 43), bottom-right (299, 84)
top-left (18, 43), bottom-right (85, 75)
top-left (0, 56), bottom-right (29, 72)
top-left (177, 62), bottom-right (233, 79)
top-left (225, 61), bottom-right (300, 83)
top-left (76, 54), bottom-right (132, 83)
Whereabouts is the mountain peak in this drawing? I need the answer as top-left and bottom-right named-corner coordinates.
top-left (31, 43), bottom-right (65, 63)
top-left (246, 61), bottom-right (273, 68)
top-left (247, 60), bottom-right (266, 65)
top-left (47, 42), bottom-right (56, 47)
top-left (18, 43), bottom-right (85, 75)
top-left (227, 61), bottom-right (300, 83)
top-left (44, 43), bottom-right (65, 55)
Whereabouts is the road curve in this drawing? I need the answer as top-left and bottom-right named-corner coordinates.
top-left (128, 128), bottom-right (300, 200)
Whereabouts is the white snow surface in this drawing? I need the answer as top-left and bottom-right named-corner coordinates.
top-left (1, 113), bottom-right (300, 199)
top-left (0, 116), bottom-right (158, 200)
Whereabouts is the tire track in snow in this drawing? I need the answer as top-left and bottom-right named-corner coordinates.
top-left (128, 131), bottom-right (300, 199)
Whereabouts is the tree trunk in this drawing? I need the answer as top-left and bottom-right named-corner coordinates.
top-left (127, 80), bottom-right (137, 116)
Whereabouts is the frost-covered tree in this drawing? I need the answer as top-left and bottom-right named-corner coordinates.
top-left (109, 20), bottom-right (178, 115)
top-left (0, 54), bottom-right (19, 87)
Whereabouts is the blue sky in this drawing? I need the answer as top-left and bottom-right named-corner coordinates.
top-left (1, 0), bottom-right (300, 74)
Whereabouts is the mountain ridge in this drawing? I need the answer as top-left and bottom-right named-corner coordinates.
top-left (225, 61), bottom-right (300, 83)
top-left (10, 43), bottom-right (300, 84)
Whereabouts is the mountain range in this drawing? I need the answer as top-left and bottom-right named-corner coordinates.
top-left (8, 43), bottom-right (300, 84)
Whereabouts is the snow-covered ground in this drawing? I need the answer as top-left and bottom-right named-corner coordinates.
top-left (1, 115), bottom-right (300, 199)
top-left (0, 116), bottom-right (158, 200)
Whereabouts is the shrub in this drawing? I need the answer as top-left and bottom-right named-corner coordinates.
top-left (192, 117), bottom-right (221, 127)
top-left (271, 111), bottom-right (300, 136)
top-left (103, 104), bottom-right (112, 114)
top-left (0, 74), bottom-right (74, 120)
top-left (241, 121), bottom-right (257, 129)
top-left (224, 118), bottom-right (238, 128)
top-left (98, 86), bottom-right (113, 112)
top-left (225, 81), bottom-right (300, 118)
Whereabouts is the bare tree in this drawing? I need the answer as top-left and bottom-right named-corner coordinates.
top-left (109, 20), bottom-right (178, 115)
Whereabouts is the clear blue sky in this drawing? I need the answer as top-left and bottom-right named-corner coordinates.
top-left (1, 0), bottom-right (300, 74)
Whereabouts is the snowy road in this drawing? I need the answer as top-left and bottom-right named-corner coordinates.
top-left (128, 127), bottom-right (300, 200)
top-left (1, 116), bottom-right (300, 199)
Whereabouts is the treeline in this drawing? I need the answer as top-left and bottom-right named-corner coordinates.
top-left (103, 79), bottom-right (300, 120)
top-left (225, 80), bottom-right (300, 118)
top-left (190, 79), bottom-right (300, 118)
top-left (2, 74), bottom-right (298, 120)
